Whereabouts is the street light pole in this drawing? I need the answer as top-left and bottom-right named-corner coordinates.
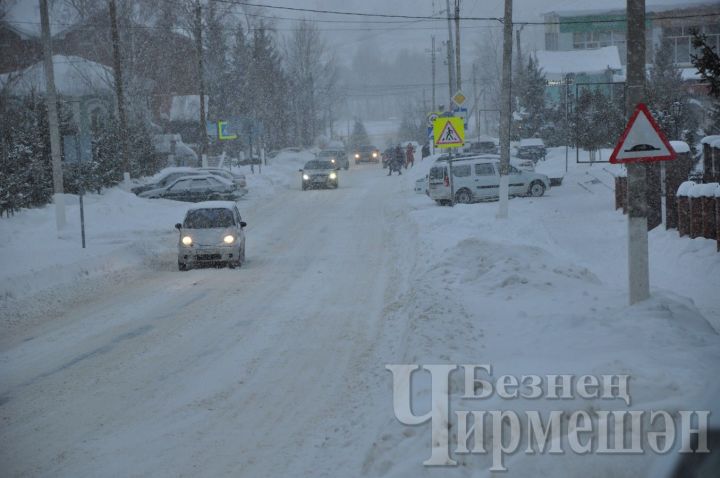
top-left (497, 0), bottom-right (513, 219)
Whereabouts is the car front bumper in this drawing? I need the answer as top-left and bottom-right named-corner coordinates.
top-left (179, 245), bottom-right (239, 266)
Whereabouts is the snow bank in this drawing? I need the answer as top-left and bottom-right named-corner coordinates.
top-left (677, 180), bottom-right (695, 196)
top-left (363, 155), bottom-right (720, 477)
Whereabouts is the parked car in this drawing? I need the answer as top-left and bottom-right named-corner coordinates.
top-left (299, 160), bottom-right (339, 190)
top-left (468, 138), bottom-right (498, 154)
top-left (131, 168), bottom-right (203, 195)
top-left (428, 155), bottom-right (550, 205)
top-left (353, 145), bottom-right (380, 164)
top-left (317, 149), bottom-right (349, 170)
top-left (175, 201), bottom-right (247, 270)
top-left (141, 174), bottom-right (243, 202)
top-left (516, 138), bottom-right (547, 162)
top-left (199, 168), bottom-right (247, 189)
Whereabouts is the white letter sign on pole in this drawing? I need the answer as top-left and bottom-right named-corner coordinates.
top-left (609, 103), bottom-right (676, 164)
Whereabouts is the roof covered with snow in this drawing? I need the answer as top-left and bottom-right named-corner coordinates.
top-left (0, 55), bottom-right (113, 96)
top-left (187, 201), bottom-right (238, 211)
top-left (534, 46), bottom-right (622, 77)
top-left (3, 1), bottom-right (80, 38)
top-left (669, 141), bottom-right (690, 154)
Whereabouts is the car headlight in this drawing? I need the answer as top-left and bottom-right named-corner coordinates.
top-left (329, 172), bottom-right (337, 180)
top-left (372, 152), bottom-right (378, 157)
top-left (303, 174), bottom-right (310, 180)
top-left (223, 234), bottom-right (235, 244)
top-left (354, 153), bottom-right (360, 158)
top-left (331, 159), bottom-right (336, 163)
top-left (182, 235), bottom-right (192, 246)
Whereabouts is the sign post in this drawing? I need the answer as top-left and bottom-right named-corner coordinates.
top-left (433, 116), bottom-right (465, 207)
top-left (63, 134), bottom-right (92, 248)
top-left (610, 102), bottom-right (676, 304)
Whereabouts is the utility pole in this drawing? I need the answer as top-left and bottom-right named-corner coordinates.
top-left (473, 62), bottom-right (479, 136)
top-left (195, 4), bottom-right (208, 167)
top-left (515, 24), bottom-right (524, 74)
top-left (109, 0), bottom-right (130, 181)
top-left (39, 0), bottom-right (65, 234)
top-left (445, 0), bottom-right (455, 104)
top-left (626, 0), bottom-right (650, 304)
top-left (425, 35), bottom-right (441, 110)
top-left (454, 0), bottom-right (461, 92)
top-left (497, 0), bottom-right (513, 219)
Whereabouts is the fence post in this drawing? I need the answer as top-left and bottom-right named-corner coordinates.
top-left (701, 183), bottom-right (718, 240)
top-left (715, 184), bottom-right (720, 252)
top-left (689, 185), bottom-right (703, 239)
top-left (677, 181), bottom-right (693, 237)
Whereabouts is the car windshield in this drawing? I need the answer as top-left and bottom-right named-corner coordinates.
top-left (304, 161), bottom-right (334, 170)
top-left (183, 208), bottom-right (235, 228)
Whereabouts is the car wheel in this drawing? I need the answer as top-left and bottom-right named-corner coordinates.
top-left (178, 262), bottom-right (188, 271)
top-left (240, 245), bottom-right (246, 263)
top-left (302, 183), bottom-right (307, 191)
top-left (529, 181), bottom-right (546, 197)
top-left (455, 189), bottom-right (472, 204)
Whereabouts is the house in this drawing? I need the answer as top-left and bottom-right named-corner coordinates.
top-left (542, 1), bottom-right (720, 67)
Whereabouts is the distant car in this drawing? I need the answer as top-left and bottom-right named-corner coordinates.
top-left (300, 160), bottom-right (339, 190)
top-left (516, 138), bottom-right (547, 162)
top-left (353, 145), bottom-right (380, 164)
top-left (468, 140), bottom-right (498, 154)
top-left (131, 168), bottom-right (203, 195)
top-left (175, 201), bottom-right (247, 270)
top-left (199, 168), bottom-right (247, 189)
top-left (142, 174), bottom-right (242, 202)
top-left (317, 149), bottom-right (349, 170)
top-left (428, 155), bottom-right (550, 205)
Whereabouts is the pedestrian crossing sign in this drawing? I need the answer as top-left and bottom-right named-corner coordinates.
top-left (433, 117), bottom-right (464, 148)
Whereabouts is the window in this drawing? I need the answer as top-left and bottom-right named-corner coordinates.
top-left (190, 179), bottom-right (212, 189)
top-left (475, 163), bottom-right (495, 176)
top-left (430, 166), bottom-right (446, 180)
top-left (453, 164), bottom-right (471, 177)
top-left (509, 166), bottom-right (521, 175)
top-left (169, 179), bottom-right (192, 191)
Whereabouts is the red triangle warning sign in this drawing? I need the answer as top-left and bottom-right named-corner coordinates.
top-left (436, 121), bottom-right (462, 145)
top-left (609, 103), bottom-right (676, 164)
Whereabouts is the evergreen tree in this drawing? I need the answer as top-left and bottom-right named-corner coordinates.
top-left (349, 119), bottom-right (370, 149)
top-left (647, 38), bottom-right (691, 141)
top-left (691, 29), bottom-right (720, 132)
top-left (514, 56), bottom-right (547, 140)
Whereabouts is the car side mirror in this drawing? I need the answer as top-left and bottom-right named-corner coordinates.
top-left (175, 223), bottom-right (182, 230)
top-left (240, 221), bottom-right (247, 228)
top-left (298, 169), bottom-right (303, 172)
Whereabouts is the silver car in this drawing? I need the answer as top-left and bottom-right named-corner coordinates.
top-left (428, 156), bottom-right (551, 205)
top-left (175, 201), bottom-right (247, 270)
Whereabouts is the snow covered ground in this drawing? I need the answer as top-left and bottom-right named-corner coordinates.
top-left (1, 147), bottom-right (718, 477)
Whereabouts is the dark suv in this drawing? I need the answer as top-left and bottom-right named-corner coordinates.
top-left (353, 145), bottom-right (380, 164)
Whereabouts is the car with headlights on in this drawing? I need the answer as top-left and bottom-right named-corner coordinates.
top-left (142, 174), bottom-right (241, 202)
top-left (299, 160), bottom-right (339, 190)
top-left (353, 145), bottom-right (380, 164)
top-left (175, 201), bottom-right (247, 270)
top-left (317, 149), bottom-right (349, 170)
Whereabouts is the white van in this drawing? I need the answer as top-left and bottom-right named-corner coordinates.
top-left (428, 156), bottom-right (551, 205)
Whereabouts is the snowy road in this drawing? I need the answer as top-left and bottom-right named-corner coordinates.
top-left (0, 166), bottom-right (413, 477)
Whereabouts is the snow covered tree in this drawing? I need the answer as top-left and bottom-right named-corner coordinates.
top-left (648, 38), bottom-right (693, 141)
top-left (691, 29), bottom-right (720, 132)
top-left (513, 55), bottom-right (547, 140)
top-left (349, 119), bottom-right (370, 149)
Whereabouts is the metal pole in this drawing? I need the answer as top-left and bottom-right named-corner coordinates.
top-left (39, 0), bottom-right (66, 234)
top-left (454, 0), bottom-right (461, 92)
top-left (109, 0), bottom-right (130, 180)
top-left (626, 0), bottom-right (649, 304)
top-left (445, 0), bottom-right (455, 101)
top-left (497, 0), bottom-right (513, 219)
top-left (431, 35), bottom-right (436, 110)
top-left (565, 75), bottom-right (569, 173)
top-left (195, 4), bottom-right (208, 167)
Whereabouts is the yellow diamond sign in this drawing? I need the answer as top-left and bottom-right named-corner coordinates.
top-left (433, 117), bottom-right (465, 148)
top-left (452, 90), bottom-right (466, 107)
